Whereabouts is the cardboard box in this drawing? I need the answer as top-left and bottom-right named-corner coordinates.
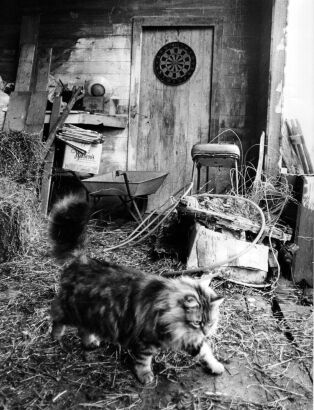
top-left (62, 143), bottom-right (102, 174)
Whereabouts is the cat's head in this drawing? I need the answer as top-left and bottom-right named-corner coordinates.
top-left (158, 276), bottom-right (224, 346)
top-left (182, 290), bottom-right (223, 337)
top-left (181, 277), bottom-right (224, 337)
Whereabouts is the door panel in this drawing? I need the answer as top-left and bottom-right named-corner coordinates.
top-left (135, 27), bottom-right (213, 210)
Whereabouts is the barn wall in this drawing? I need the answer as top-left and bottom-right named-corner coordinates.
top-left (1, 0), bottom-right (268, 173)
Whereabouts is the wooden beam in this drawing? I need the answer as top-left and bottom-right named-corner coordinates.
top-left (3, 15), bottom-right (40, 131)
top-left (3, 91), bottom-right (31, 131)
top-left (265, 0), bottom-right (289, 176)
top-left (25, 91), bottom-right (49, 134)
top-left (25, 48), bottom-right (52, 135)
top-left (40, 96), bottom-right (62, 216)
top-left (15, 15), bottom-right (40, 92)
top-left (14, 44), bottom-right (36, 92)
top-left (34, 48), bottom-right (52, 92)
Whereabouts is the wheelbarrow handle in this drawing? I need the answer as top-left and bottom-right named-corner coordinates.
top-left (115, 170), bottom-right (144, 223)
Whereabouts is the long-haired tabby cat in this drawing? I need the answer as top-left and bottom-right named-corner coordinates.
top-left (49, 195), bottom-right (225, 384)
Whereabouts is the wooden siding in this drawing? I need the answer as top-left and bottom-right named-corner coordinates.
top-left (0, 0), bottom-right (269, 174)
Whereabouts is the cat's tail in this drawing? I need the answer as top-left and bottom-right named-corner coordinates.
top-left (49, 195), bottom-right (91, 262)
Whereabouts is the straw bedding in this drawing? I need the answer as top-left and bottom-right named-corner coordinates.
top-left (0, 134), bottom-right (312, 408)
top-left (0, 221), bottom-right (312, 409)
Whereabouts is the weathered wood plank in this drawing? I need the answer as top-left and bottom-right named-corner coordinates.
top-left (293, 175), bottom-right (314, 286)
top-left (14, 15), bottom-right (40, 92)
top-left (265, 0), bottom-right (289, 176)
top-left (25, 48), bottom-right (52, 134)
top-left (25, 91), bottom-right (49, 133)
top-left (127, 18), bottom-right (142, 171)
top-left (40, 96), bottom-right (62, 215)
top-left (53, 47), bottom-right (131, 63)
top-left (98, 131), bottom-right (128, 175)
top-left (44, 112), bottom-right (128, 128)
top-left (178, 199), bottom-right (292, 241)
top-left (50, 73), bottom-right (130, 88)
top-left (52, 61), bottom-right (130, 75)
top-left (280, 121), bottom-right (304, 174)
top-left (3, 91), bottom-right (31, 131)
top-left (43, 86), bottom-right (85, 159)
top-left (34, 48), bottom-right (52, 91)
top-left (14, 44), bottom-right (36, 92)
top-left (41, 36), bottom-right (131, 50)
top-left (286, 119), bottom-right (314, 174)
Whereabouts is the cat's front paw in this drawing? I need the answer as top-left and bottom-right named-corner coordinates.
top-left (206, 361), bottom-right (225, 375)
top-left (82, 334), bottom-right (101, 350)
top-left (51, 323), bottom-right (65, 341)
top-left (136, 369), bottom-right (155, 385)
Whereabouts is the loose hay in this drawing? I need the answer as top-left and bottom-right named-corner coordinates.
top-left (0, 220), bottom-right (312, 410)
top-left (0, 130), bottom-right (45, 187)
top-left (0, 130), bottom-right (44, 262)
top-left (0, 177), bottom-right (41, 262)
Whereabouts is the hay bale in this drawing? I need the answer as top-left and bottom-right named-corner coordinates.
top-left (0, 130), bottom-right (44, 187)
top-left (0, 177), bottom-right (41, 262)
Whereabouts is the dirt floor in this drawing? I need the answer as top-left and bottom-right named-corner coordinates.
top-left (0, 219), bottom-right (312, 410)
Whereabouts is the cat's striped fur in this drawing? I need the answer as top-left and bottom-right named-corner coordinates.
top-left (49, 195), bottom-right (225, 384)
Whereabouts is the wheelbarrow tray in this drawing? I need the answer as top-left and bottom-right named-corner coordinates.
top-left (81, 171), bottom-right (168, 197)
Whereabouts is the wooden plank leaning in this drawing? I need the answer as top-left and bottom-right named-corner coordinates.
top-left (42, 86), bottom-right (85, 161)
top-left (40, 95), bottom-right (62, 215)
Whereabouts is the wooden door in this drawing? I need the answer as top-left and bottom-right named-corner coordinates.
top-left (130, 27), bottom-right (213, 211)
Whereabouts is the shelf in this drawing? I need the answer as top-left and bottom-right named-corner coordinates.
top-left (44, 111), bottom-right (128, 129)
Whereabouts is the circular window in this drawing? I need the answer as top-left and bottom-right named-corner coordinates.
top-left (153, 42), bottom-right (196, 86)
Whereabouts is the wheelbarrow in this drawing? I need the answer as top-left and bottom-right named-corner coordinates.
top-left (81, 170), bottom-right (168, 223)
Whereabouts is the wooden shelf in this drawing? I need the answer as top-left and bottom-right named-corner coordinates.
top-left (44, 111), bottom-right (128, 128)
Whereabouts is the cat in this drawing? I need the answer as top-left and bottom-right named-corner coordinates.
top-left (49, 195), bottom-right (225, 384)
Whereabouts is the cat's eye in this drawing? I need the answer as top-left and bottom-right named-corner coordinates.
top-left (191, 320), bottom-right (201, 328)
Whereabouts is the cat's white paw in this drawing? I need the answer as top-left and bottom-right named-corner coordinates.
top-left (136, 370), bottom-right (155, 385)
top-left (51, 323), bottom-right (65, 341)
top-left (209, 361), bottom-right (225, 375)
top-left (81, 333), bottom-right (101, 350)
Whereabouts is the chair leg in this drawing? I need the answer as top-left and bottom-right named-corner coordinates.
top-left (197, 165), bottom-right (201, 193)
top-left (235, 160), bottom-right (239, 195)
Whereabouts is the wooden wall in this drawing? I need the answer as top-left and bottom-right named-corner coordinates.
top-left (0, 0), bottom-right (272, 173)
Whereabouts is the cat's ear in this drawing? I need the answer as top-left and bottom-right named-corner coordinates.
top-left (199, 273), bottom-right (216, 288)
top-left (210, 296), bottom-right (224, 309)
top-left (183, 295), bottom-right (199, 309)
